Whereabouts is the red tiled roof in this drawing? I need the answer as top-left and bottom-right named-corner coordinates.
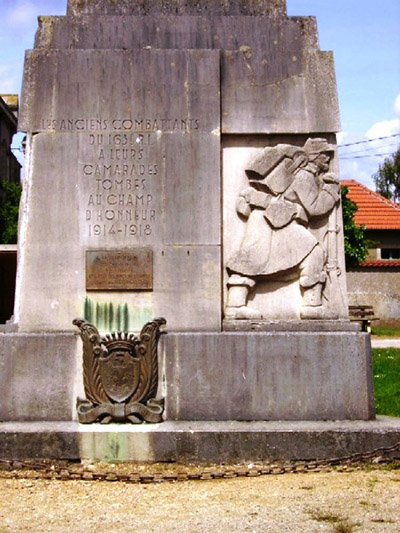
top-left (341, 179), bottom-right (400, 229)
top-left (360, 260), bottom-right (400, 267)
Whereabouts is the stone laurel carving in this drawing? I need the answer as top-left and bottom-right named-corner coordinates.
top-left (225, 138), bottom-right (341, 320)
top-left (73, 317), bottom-right (166, 423)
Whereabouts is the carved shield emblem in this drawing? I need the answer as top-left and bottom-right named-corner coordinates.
top-left (74, 317), bottom-right (166, 424)
top-left (99, 348), bottom-right (140, 403)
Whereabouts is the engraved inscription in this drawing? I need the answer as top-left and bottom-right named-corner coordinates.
top-left (86, 250), bottom-right (153, 290)
top-left (41, 117), bottom-right (199, 132)
top-left (82, 131), bottom-right (159, 239)
top-left (40, 115), bottom-right (199, 242)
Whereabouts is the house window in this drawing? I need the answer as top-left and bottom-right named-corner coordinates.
top-left (381, 248), bottom-right (400, 260)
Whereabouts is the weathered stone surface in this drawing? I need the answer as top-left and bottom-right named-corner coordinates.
top-left (1, 330), bottom-right (372, 424)
top-left (67, 0), bottom-right (287, 17)
top-left (16, 49), bottom-right (221, 332)
top-left (0, 334), bottom-right (79, 421)
top-left (32, 14), bottom-right (338, 133)
top-left (16, 2), bottom-right (341, 334)
top-left (1, 418), bottom-right (399, 462)
top-left (222, 49), bottom-right (339, 133)
top-left (161, 332), bottom-right (375, 421)
top-left (16, 134), bottom-right (221, 333)
top-left (35, 15), bottom-right (318, 53)
top-left (223, 320), bottom-right (360, 332)
top-left (19, 49), bottom-right (219, 135)
top-left (0, 422), bottom-right (81, 460)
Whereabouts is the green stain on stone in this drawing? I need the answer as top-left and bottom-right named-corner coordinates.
top-left (83, 298), bottom-right (152, 332)
top-left (123, 303), bottom-right (129, 331)
top-left (104, 432), bottom-right (125, 462)
top-left (116, 305), bottom-right (121, 330)
top-left (83, 297), bottom-right (92, 323)
top-left (109, 302), bottom-right (114, 329)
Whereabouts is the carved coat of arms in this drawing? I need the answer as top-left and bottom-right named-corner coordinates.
top-left (73, 317), bottom-right (166, 424)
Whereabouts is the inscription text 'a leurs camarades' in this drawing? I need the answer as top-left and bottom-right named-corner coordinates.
top-left (41, 116), bottom-right (199, 241)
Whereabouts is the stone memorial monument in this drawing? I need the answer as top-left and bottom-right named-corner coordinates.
top-left (2, 0), bottom-right (395, 462)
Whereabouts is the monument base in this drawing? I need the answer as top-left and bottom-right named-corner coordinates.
top-left (0, 418), bottom-right (399, 463)
top-left (0, 329), bottom-right (393, 463)
top-left (0, 333), bottom-right (80, 421)
top-left (1, 328), bottom-right (374, 422)
top-left (162, 329), bottom-right (375, 421)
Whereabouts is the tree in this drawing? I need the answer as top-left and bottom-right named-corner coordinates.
top-left (373, 147), bottom-right (400, 202)
top-left (341, 185), bottom-right (369, 269)
top-left (0, 179), bottom-right (22, 244)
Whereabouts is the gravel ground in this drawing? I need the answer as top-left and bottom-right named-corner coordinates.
top-left (0, 465), bottom-right (399, 532)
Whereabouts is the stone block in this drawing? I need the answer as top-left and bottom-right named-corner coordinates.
top-left (66, 0), bottom-right (287, 17)
top-left (0, 334), bottom-right (79, 421)
top-left (19, 49), bottom-right (220, 134)
top-left (16, 49), bottom-right (221, 333)
top-left (223, 320), bottom-right (360, 332)
top-left (15, 133), bottom-right (221, 331)
top-left (35, 15), bottom-right (316, 54)
top-left (161, 332), bottom-right (375, 421)
top-left (1, 418), bottom-right (400, 463)
top-left (221, 50), bottom-right (339, 133)
top-left (16, 131), bottom-right (221, 332)
top-left (32, 14), bottom-right (339, 133)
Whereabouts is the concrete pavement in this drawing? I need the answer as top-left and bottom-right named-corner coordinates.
top-left (371, 338), bottom-right (400, 348)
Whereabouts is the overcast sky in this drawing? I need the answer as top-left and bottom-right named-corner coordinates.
top-left (0, 0), bottom-right (399, 188)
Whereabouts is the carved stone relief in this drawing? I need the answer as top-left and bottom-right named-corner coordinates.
top-left (225, 138), bottom-right (342, 320)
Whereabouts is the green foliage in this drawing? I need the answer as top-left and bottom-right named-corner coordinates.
top-left (372, 327), bottom-right (400, 337)
top-left (0, 179), bottom-right (22, 244)
top-left (373, 148), bottom-right (400, 202)
top-left (341, 186), bottom-right (369, 269)
top-left (372, 348), bottom-right (400, 417)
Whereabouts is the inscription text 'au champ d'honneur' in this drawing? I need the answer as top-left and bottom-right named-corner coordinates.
top-left (43, 117), bottom-right (200, 240)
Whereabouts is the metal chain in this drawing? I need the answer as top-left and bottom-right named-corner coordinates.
top-left (0, 440), bottom-right (399, 484)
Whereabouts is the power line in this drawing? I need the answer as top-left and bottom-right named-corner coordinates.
top-left (338, 133), bottom-right (400, 148)
top-left (338, 141), bottom-right (399, 157)
top-left (339, 152), bottom-right (395, 160)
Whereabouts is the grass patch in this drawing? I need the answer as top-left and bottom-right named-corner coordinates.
top-left (372, 348), bottom-right (400, 416)
top-left (371, 327), bottom-right (400, 337)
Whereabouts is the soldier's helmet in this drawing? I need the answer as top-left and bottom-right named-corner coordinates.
top-left (303, 138), bottom-right (334, 156)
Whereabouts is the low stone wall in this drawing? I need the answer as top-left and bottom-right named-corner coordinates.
top-left (347, 267), bottom-right (400, 328)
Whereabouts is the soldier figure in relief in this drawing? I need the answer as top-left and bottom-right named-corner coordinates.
top-left (225, 138), bottom-right (341, 320)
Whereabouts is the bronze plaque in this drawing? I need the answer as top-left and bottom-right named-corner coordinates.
top-left (86, 249), bottom-right (153, 290)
